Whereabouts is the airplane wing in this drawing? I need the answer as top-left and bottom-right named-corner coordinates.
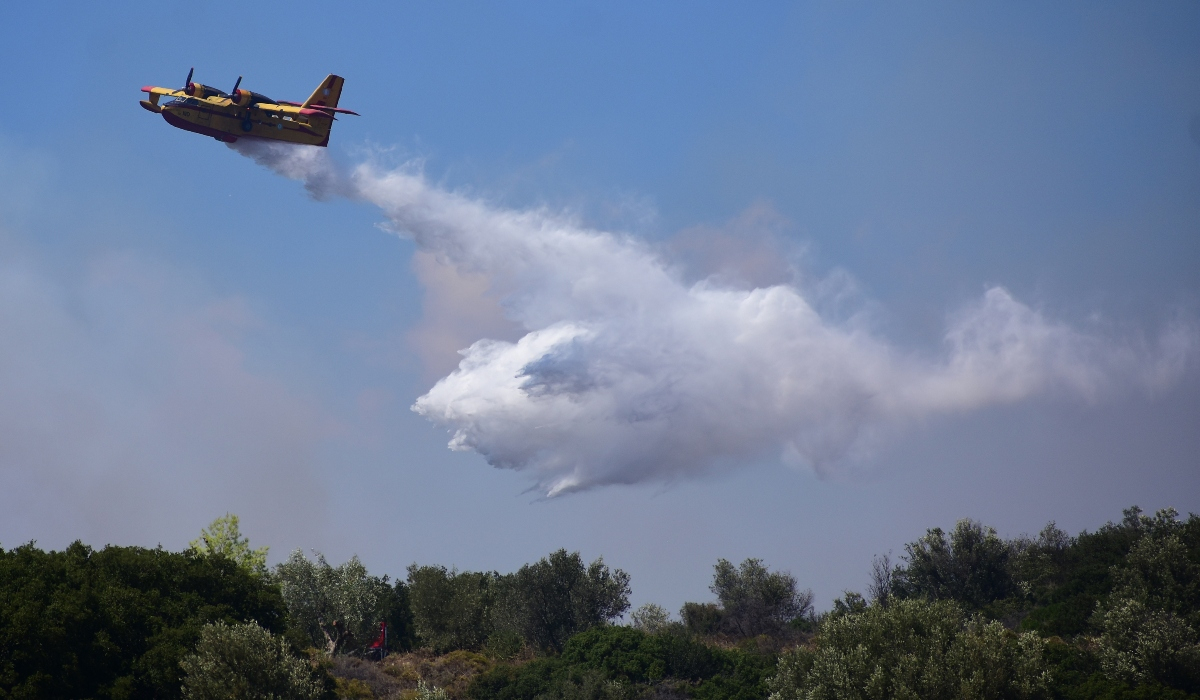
top-left (275, 100), bottom-right (360, 115)
top-left (249, 102), bottom-right (304, 115)
top-left (249, 103), bottom-right (328, 120)
top-left (250, 102), bottom-right (357, 118)
top-left (141, 86), bottom-right (187, 98)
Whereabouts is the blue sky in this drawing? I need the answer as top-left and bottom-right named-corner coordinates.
top-left (1, 2), bottom-right (1197, 612)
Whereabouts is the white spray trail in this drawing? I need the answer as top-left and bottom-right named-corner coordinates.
top-left (232, 140), bottom-right (1196, 496)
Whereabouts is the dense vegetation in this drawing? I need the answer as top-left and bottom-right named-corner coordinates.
top-left (0, 539), bottom-right (285, 698)
top-left (1, 506), bottom-right (1196, 699)
top-left (468, 626), bottom-right (776, 700)
top-left (180, 621), bottom-right (328, 700)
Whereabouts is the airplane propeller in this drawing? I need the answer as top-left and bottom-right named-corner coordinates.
top-left (184, 67), bottom-right (195, 96)
top-left (230, 76), bottom-right (243, 101)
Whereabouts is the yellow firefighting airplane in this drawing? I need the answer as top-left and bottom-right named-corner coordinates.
top-left (140, 69), bottom-right (357, 146)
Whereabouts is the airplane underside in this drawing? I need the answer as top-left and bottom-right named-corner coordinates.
top-left (154, 100), bottom-right (331, 147)
top-left (161, 110), bottom-right (239, 143)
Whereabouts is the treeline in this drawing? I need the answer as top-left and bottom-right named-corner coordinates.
top-left (1, 507), bottom-right (1197, 699)
top-left (271, 547), bottom-right (632, 658)
top-left (770, 506), bottom-right (1200, 700)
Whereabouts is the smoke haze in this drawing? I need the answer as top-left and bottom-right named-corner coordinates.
top-left (232, 140), bottom-right (1196, 497)
top-left (0, 251), bottom-right (333, 548)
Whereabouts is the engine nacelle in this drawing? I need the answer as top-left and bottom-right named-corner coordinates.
top-left (230, 89), bottom-right (274, 108)
top-left (185, 82), bottom-right (226, 100)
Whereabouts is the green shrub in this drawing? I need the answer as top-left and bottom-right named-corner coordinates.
top-left (467, 625), bottom-right (775, 700)
top-left (682, 602), bottom-right (723, 636)
top-left (180, 621), bottom-right (327, 699)
top-left (630, 603), bottom-right (672, 634)
top-left (1042, 637), bottom-right (1198, 700)
top-left (0, 541), bottom-right (285, 699)
top-left (1093, 509), bottom-right (1200, 693)
top-left (769, 598), bottom-right (1050, 700)
top-left (1017, 510), bottom-right (1145, 638)
top-left (415, 679), bottom-right (451, 699)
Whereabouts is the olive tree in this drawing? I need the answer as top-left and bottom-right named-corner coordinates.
top-left (866, 553), bottom-right (896, 607)
top-left (680, 602), bottom-right (722, 636)
top-left (710, 558), bottom-right (813, 637)
top-left (496, 549), bottom-right (631, 652)
top-left (893, 519), bottom-right (1015, 609)
top-left (275, 550), bottom-right (390, 655)
top-left (769, 599), bottom-right (1050, 700)
top-left (180, 621), bottom-right (326, 700)
top-left (630, 603), bottom-right (672, 634)
top-left (1094, 508), bottom-right (1200, 692)
top-left (406, 564), bottom-right (497, 653)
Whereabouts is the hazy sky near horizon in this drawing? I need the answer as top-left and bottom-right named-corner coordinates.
top-left (1, 1), bottom-right (1198, 612)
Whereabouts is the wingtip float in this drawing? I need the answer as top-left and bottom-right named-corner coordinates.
top-left (139, 69), bottom-right (358, 147)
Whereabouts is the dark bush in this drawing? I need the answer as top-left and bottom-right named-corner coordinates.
top-left (681, 602), bottom-right (723, 636)
top-left (496, 549), bottom-right (632, 652)
top-left (468, 626), bottom-right (775, 700)
top-left (0, 541), bottom-right (285, 699)
top-left (407, 565), bottom-right (496, 653)
top-left (893, 519), bottom-right (1016, 610)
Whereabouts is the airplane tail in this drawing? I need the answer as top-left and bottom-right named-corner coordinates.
top-left (302, 75), bottom-right (344, 109)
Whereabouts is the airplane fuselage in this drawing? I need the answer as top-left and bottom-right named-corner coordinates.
top-left (140, 74), bottom-right (350, 147)
top-left (149, 95), bottom-right (332, 146)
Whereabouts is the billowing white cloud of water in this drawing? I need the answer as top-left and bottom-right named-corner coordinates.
top-left (231, 140), bottom-right (1196, 496)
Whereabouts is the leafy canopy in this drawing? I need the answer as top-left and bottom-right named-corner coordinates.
top-left (497, 548), bottom-right (632, 652)
top-left (630, 603), bottom-right (672, 634)
top-left (189, 513), bottom-right (268, 576)
top-left (710, 558), bottom-right (813, 638)
top-left (407, 564), bottom-right (497, 653)
top-left (1093, 508), bottom-right (1200, 693)
top-left (893, 519), bottom-right (1015, 610)
top-left (407, 549), bottom-right (632, 654)
top-left (468, 625), bottom-right (776, 700)
top-left (0, 541), bottom-right (285, 699)
top-left (769, 598), bottom-right (1050, 700)
top-left (276, 549), bottom-right (391, 656)
top-left (180, 621), bottom-right (327, 700)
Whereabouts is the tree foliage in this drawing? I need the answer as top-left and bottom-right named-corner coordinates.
top-left (630, 603), bottom-right (672, 634)
top-left (866, 553), bottom-right (896, 607)
top-left (408, 549), bottom-right (631, 654)
top-left (892, 519), bottom-right (1015, 610)
top-left (1014, 513), bottom-right (1144, 637)
top-left (709, 558), bottom-right (813, 638)
top-left (682, 601), bottom-right (724, 636)
top-left (0, 541), bottom-right (284, 699)
top-left (275, 550), bottom-right (391, 656)
top-left (189, 513), bottom-right (269, 576)
top-left (4, 505), bottom-right (1199, 699)
top-left (468, 625), bottom-right (776, 700)
top-left (383, 579), bottom-right (418, 654)
top-left (180, 621), bottom-right (328, 700)
top-left (496, 549), bottom-right (632, 652)
top-left (407, 564), bottom-right (497, 653)
top-left (769, 598), bottom-right (1050, 700)
top-left (1093, 508), bottom-right (1200, 693)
